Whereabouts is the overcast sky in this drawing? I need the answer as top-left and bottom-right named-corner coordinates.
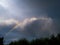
top-left (0, 0), bottom-right (60, 44)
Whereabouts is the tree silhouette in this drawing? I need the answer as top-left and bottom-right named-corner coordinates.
top-left (9, 41), bottom-right (17, 45)
top-left (9, 34), bottom-right (60, 45)
top-left (0, 37), bottom-right (4, 45)
top-left (9, 39), bottom-right (29, 45)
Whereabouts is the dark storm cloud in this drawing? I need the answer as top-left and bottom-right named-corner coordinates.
top-left (15, 0), bottom-right (60, 18)
top-left (47, 0), bottom-right (60, 18)
top-left (13, 0), bottom-right (49, 17)
top-left (24, 0), bottom-right (49, 17)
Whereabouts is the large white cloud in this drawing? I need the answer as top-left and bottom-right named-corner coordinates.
top-left (0, 16), bottom-right (54, 37)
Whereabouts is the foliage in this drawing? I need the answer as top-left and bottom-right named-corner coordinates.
top-left (9, 34), bottom-right (60, 45)
top-left (1, 34), bottom-right (60, 45)
top-left (0, 37), bottom-right (4, 45)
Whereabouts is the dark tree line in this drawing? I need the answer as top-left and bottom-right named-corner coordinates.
top-left (1, 34), bottom-right (60, 45)
top-left (9, 34), bottom-right (60, 45)
top-left (0, 37), bottom-right (4, 45)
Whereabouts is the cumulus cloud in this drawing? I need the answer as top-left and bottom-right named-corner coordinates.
top-left (0, 16), bottom-right (59, 44)
top-left (0, 16), bottom-right (54, 37)
top-left (22, 17), bottom-right (53, 38)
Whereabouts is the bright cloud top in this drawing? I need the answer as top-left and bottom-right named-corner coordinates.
top-left (0, 16), bottom-right (53, 28)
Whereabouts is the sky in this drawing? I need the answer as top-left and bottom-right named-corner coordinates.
top-left (0, 0), bottom-right (60, 44)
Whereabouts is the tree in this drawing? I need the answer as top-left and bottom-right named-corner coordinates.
top-left (0, 37), bottom-right (4, 45)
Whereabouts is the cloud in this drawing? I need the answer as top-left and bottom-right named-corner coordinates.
top-left (0, 16), bottom-right (59, 44)
top-left (22, 17), bottom-right (53, 38)
top-left (0, 16), bottom-right (54, 36)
